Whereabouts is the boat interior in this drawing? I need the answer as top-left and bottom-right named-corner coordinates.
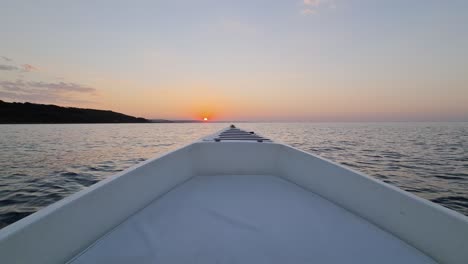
top-left (70, 174), bottom-right (434, 264)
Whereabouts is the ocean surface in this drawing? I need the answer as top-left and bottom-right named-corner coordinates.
top-left (0, 123), bottom-right (467, 228)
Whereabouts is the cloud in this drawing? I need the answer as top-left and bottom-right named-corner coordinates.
top-left (0, 57), bottom-right (94, 104)
top-left (301, 0), bottom-right (335, 15)
top-left (220, 18), bottom-right (257, 36)
top-left (0, 65), bottom-right (19, 71)
top-left (304, 0), bottom-right (322, 7)
top-left (21, 64), bottom-right (38, 72)
top-left (0, 80), bottom-right (96, 104)
top-left (301, 9), bottom-right (317, 15)
top-left (0, 80), bottom-right (96, 93)
top-left (0, 59), bottom-right (39, 73)
top-left (28, 81), bottom-right (95, 93)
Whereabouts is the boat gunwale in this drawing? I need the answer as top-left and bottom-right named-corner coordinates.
top-left (0, 140), bottom-right (198, 240)
top-left (275, 142), bottom-right (468, 222)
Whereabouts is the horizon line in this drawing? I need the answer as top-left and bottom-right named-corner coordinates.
top-left (154, 119), bottom-right (468, 123)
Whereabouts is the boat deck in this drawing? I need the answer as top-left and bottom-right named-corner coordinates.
top-left (70, 174), bottom-right (435, 264)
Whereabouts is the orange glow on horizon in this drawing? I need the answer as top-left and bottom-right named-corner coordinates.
top-left (192, 107), bottom-right (220, 122)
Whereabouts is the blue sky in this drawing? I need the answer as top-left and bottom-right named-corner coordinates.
top-left (1, 0), bottom-right (467, 120)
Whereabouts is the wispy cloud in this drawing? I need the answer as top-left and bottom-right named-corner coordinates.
top-left (0, 65), bottom-right (19, 71)
top-left (301, 0), bottom-right (335, 15)
top-left (21, 64), bottom-right (38, 72)
top-left (0, 80), bottom-right (96, 104)
top-left (304, 0), bottom-right (322, 7)
top-left (0, 57), bottom-right (38, 73)
top-left (301, 9), bottom-right (317, 15)
top-left (0, 80), bottom-right (96, 93)
top-left (219, 18), bottom-right (257, 36)
top-left (28, 81), bottom-right (95, 93)
top-left (0, 56), bottom-right (96, 105)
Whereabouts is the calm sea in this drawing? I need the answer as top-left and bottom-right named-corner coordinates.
top-left (0, 123), bottom-right (467, 228)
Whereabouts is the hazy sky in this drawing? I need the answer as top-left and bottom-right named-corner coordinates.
top-left (1, 0), bottom-right (467, 121)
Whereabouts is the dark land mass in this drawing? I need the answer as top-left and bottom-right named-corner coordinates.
top-left (0, 100), bottom-right (151, 124)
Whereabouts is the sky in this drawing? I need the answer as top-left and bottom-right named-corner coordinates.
top-left (0, 0), bottom-right (467, 121)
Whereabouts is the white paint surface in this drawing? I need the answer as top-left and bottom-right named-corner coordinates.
top-left (70, 175), bottom-right (435, 264)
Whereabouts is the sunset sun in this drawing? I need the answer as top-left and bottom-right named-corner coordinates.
top-left (203, 117), bottom-right (208, 121)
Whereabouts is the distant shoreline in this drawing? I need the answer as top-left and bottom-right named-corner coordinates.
top-left (0, 100), bottom-right (150, 124)
top-left (0, 121), bottom-right (207, 124)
